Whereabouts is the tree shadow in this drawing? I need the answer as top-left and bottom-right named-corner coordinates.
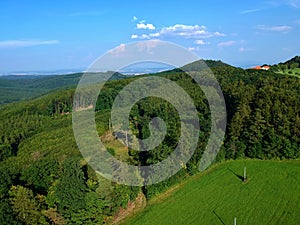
top-left (213, 210), bottom-right (226, 225)
top-left (227, 167), bottom-right (244, 181)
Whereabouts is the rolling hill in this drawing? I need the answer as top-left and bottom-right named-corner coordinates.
top-left (0, 59), bottom-right (299, 224)
top-left (123, 160), bottom-right (300, 225)
top-left (271, 56), bottom-right (300, 78)
top-left (0, 72), bottom-right (130, 106)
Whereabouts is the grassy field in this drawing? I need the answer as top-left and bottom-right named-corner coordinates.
top-left (277, 68), bottom-right (300, 78)
top-left (123, 160), bottom-right (300, 225)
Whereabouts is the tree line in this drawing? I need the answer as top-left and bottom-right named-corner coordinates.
top-left (0, 61), bottom-right (299, 224)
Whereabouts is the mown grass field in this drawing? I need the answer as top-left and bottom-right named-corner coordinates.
top-left (277, 68), bottom-right (300, 78)
top-left (123, 160), bottom-right (300, 225)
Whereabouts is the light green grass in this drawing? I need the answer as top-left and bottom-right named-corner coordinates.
top-left (123, 160), bottom-right (300, 225)
top-left (277, 68), bottom-right (300, 78)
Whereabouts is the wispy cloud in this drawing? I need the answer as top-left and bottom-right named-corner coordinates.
top-left (0, 40), bottom-right (60, 48)
top-left (239, 47), bottom-right (255, 52)
top-left (108, 43), bottom-right (126, 55)
top-left (188, 47), bottom-right (197, 51)
top-left (218, 41), bottom-right (236, 47)
top-left (131, 33), bottom-right (160, 40)
top-left (256, 25), bottom-right (292, 32)
top-left (132, 16), bottom-right (138, 21)
top-left (159, 24), bottom-right (225, 38)
top-left (286, 0), bottom-right (300, 8)
top-left (282, 47), bottom-right (292, 52)
top-left (240, 8), bottom-right (264, 14)
top-left (266, 0), bottom-right (300, 8)
top-left (240, 1), bottom-right (300, 15)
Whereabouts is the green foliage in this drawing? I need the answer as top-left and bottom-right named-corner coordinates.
top-left (51, 157), bottom-right (87, 217)
top-left (272, 56), bottom-right (300, 77)
top-left (0, 198), bottom-right (20, 225)
top-left (69, 192), bottom-right (105, 224)
top-left (0, 144), bottom-right (13, 161)
top-left (0, 73), bottom-right (81, 106)
top-left (0, 60), bottom-right (299, 223)
top-left (9, 185), bottom-right (44, 224)
top-left (21, 159), bottom-right (59, 195)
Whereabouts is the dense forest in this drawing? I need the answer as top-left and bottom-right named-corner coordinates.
top-left (0, 60), bottom-right (299, 224)
top-left (0, 72), bottom-right (129, 106)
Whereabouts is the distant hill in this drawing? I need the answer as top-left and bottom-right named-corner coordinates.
top-left (0, 73), bottom-right (81, 105)
top-left (0, 60), bottom-right (233, 106)
top-left (271, 56), bottom-right (300, 78)
top-left (278, 56), bottom-right (300, 67)
top-left (182, 59), bottom-right (234, 71)
top-left (0, 72), bottom-right (131, 106)
top-left (1, 57), bottom-right (299, 107)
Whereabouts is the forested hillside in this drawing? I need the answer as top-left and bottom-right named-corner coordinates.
top-left (271, 56), bottom-right (300, 77)
top-left (0, 61), bottom-right (299, 224)
top-left (0, 72), bottom-right (129, 106)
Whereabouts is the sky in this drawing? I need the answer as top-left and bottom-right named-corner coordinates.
top-left (0, 0), bottom-right (300, 73)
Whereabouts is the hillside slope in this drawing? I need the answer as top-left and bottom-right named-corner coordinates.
top-left (271, 56), bottom-right (300, 78)
top-left (0, 72), bottom-right (130, 106)
top-left (0, 60), bottom-right (299, 224)
top-left (123, 160), bottom-right (300, 225)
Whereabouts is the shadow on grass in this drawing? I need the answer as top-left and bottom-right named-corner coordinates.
top-left (213, 210), bottom-right (226, 225)
top-left (227, 167), bottom-right (244, 181)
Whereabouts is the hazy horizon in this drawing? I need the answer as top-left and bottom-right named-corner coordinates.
top-left (1, 1), bottom-right (299, 73)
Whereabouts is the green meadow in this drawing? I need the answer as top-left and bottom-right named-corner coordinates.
top-left (124, 160), bottom-right (300, 225)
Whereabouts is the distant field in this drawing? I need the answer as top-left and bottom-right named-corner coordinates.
top-left (277, 68), bottom-right (300, 78)
top-left (123, 160), bottom-right (300, 225)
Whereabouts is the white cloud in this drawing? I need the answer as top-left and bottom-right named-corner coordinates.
top-left (158, 24), bottom-right (225, 38)
top-left (137, 23), bottom-right (155, 30)
top-left (149, 32), bottom-right (160, 37)
top-left (131, 34), bottom-right (139, 39)
top-left (256, 25), bottom-right (292, 32)
top-left (132, 16), bottom-right (138, 21)
top-left (130, 24), bottom-right (225, 41)
top-left (131, 32), bottom-right (160, 39)
top-left (140, 34), bottom-right (151, 39)
top-left (0, 39), bottom-right (60, 48)
top-left (195, 40), bottom-right (208, 45)
top-left (213, 32), bottom-right (226, 37)
top-left (218, 41), bottom-right (236, 47)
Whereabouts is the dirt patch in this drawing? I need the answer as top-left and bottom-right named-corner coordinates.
top-left (110, 192), bottom-right (147, 225)
top-left (101, 132), bottom-right (117, 143)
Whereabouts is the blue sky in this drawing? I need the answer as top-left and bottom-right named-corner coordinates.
top-left (0, 0), bottom-right (300, 72)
